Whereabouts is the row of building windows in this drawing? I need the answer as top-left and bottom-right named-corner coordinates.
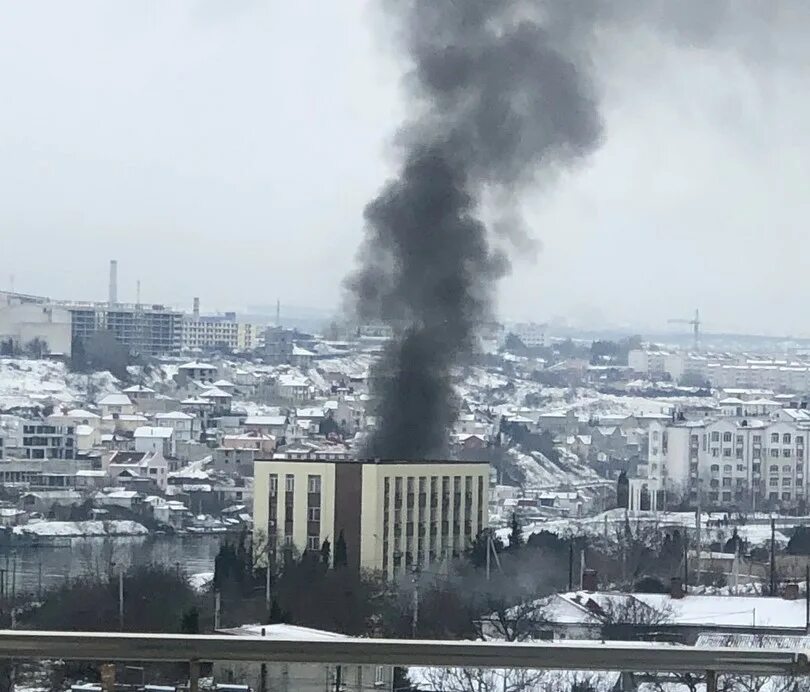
top-left (705, 431), bottom-right (804, 445)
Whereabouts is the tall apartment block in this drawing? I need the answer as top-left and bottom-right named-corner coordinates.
top-left (69, 303), bottom-right (182, 355)
top-left (253, 458), bottom-right (490, 577)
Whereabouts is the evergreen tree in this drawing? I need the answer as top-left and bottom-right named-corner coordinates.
top-left (268, 599), bottom-right (285, 624)
top-left (180, 607), bottom-right (200, 634)
top-left (334, 530), bottom-right (348, 569)
top-left (320, 538), bottom-right (331, 567)
top-left (508, 512), bottom-right (523, 550)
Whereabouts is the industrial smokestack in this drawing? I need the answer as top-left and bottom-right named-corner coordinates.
top-left (108, 260), bottom-right (118, 306)
top-left (193, 297), bottom-right (200, 318)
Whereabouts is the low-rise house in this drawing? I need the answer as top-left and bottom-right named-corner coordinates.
top-left (212, 379), bottom-right (237, 395)
top-left (74, 469), bottom-right (107, 489)
top-left (178, 361), bottom-right (218, 383)
top-left (122, 385), bottom-right (156, 404)
top-left (134, 426), bottom-right (176, 458)
top-left (0, 508), bottom-right (27, 527)
top-left (101, 413), bottom-right (148, 434)
top-left (199, 387), bottom-right (232, 414)
top-left (154, 411), bottom-right (198, 443)
top-left (213, 624), bottom-right (394, 692)
top-left (276, 374), bottom-right (313, 402)
top-left (97, 393), bottom-right (136, 417)
top-left (107, 450), bottom-right (168, 491)
top-left (244, 415), bottom-right (288, 438)
top-left (19, 490), bottom-right (83, 518)
top-left (75, 424), bottom-right (101, 452)
top-left (485, 587), bottom-right (810, 644)
top-left (143, 495), bottom-right (188, 529)
top-left (212, 447), bottom-right (258, 477)
top-left (96, 489), bottom-right (143, 512)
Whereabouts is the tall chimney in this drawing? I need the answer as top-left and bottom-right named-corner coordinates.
top-left (108, 260), bottom-right (118, 305)
top-left (193, 297), bottom-right (200, 318)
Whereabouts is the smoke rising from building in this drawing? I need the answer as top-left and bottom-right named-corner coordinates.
top-left (347, 0), bottom-right (807, 459)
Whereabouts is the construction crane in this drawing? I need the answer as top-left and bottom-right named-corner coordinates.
top-left (668, 309), bottom-right (701, 351)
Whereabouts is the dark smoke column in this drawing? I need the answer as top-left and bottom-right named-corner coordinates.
top-left (347, 1), bottom-right (602, 459)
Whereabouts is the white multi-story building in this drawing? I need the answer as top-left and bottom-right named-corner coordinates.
top-left (508, 322), bottom-right (546, 348)
top-left (645, 408), bottom-right (810, 509)
top-left (182, 315), bottom-right (262, 352)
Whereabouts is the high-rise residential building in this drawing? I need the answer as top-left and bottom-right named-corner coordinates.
top-left (253, 457), bottom-right (490, 578)
top-left (68, 302), bottom-right (182, 355)
top-left (643, 408), bottom-right (810, 510)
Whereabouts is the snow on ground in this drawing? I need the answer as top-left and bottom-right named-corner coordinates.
top-left (189, 571), bottom-right (214, 592)
top-left (14, 520), bottom-right (148, 537)
top-left (0, 358), bottom-right (120, 409)
top-left (497, 508), bottom-right (794, 546)
top-left (508, 447), bottom-right (602, 490)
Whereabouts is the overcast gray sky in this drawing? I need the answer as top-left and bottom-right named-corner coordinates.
top-left (1, 2), bottom-right (808, 336)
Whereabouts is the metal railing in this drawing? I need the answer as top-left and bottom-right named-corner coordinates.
top-left (0, 630), bottom-right (807, 691)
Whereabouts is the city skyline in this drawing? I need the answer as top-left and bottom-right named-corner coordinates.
top-left (2, 2), bottom-right (809, 336)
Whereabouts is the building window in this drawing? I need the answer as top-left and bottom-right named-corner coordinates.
top-left (784, 433), bottom-right (792, 444)
top-left (308, 475), bottom-right (321, 493)
top-left (307, 535), bottom-right (320, 550)
top-left (784, 449), bottom-right (792, 458)
top-left (722, 478), bottom-right (732, 487)
top-left (772, 433), bottom-right (780, 443)
top-left (712, 449), bottom-right (719, 458)
top-left (771, 449), bottom-right (780, 458)
top-left (770, 478), bottom-right (778, 486)
top-left (736, 448), bottom-right (743, 459)
top-left (798, 436), bottom-right (804, 446)
top-left (770, 465), bottom-right (779, 473)
top-left (285, 474), bottom-right (294, 492)
top-left (753, 435), bottom-right (762, 444)
top-left (723, 449), bottom-right (732, 457)
top-left (723, 432), bottom-right (732, 443)
top-left (308, 507), bottom-right (320, 522)
top-left (736, 435), bottom-right (744, 445)
top-left (737, 464), bottom-right (745, 472)
top-left (711, 432), bottom-right (720, 442)
top-left (723, 465), bottom-right (732, 473)
top-left (711, 464), bottom-right (720, 472)
top-left (783, 478), bottom-right (792, 486)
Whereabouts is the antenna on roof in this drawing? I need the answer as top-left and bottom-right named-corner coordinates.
top-left (276, 299), bottom-right (281, 326)
top-left (136, 279), bottom-right (141, 307)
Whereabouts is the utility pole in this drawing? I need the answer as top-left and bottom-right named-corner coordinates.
top-left (118, 570), bottom-right (124, 631)
top-left (411, 571), bottom-right (419, 639)
top-left (214, 591), bottom-right (221, 630)
top-left (805, 564), bottom-right (809, 634)
top-left (770, 517), bottom-right (777, 597)
top-left (568, 542), bottom-right (574, 591)
top-left (695, 505), bottom-right (702, 586)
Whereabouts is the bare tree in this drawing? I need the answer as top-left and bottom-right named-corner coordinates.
top-left (598, 595), bottom-right (673, 640)
top-left (418, 667), bottom-right (544, 692)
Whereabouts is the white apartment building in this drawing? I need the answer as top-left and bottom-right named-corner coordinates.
top-left (645, 408), bottom-right (810, 509)
top-left (508, 322), bottom-right (546, 348)
top-left (629, 348), bottom-right (810, 391)
top-left (254, 458), bottom-right (489, 578)
top-left (182, 316), bottom-right (262, 352)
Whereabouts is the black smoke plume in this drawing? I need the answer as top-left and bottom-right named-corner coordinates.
top-left (347, 0), bottom-right (602, 460)
top-left (347, 0), bottom-right (806, 460)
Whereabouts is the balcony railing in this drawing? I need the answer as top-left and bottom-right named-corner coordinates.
top-left (0, 631), bottom-right (807, 692)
